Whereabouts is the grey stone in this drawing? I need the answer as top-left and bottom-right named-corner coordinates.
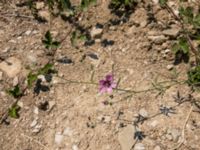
top-left (118, 125), bottom-right (135, 150)
top-left (0, 57), bottom-right (22, 78)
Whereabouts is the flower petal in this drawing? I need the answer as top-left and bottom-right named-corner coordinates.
top-left (99, 87), bottom-right (107, 93)
top-left (99, 80), bottom-right (105, 85)
top-left (107, 87), bottom-right (113, 93)
top-left (111, 83), bottom-right (117, 88)
top-left (106, 74), bottom-right (113, 81)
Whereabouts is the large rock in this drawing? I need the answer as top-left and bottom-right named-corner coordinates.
top-left (162, 28), bottom-right (180, 37)
top-left (118, 125), bottom-right (135, 150)
top-left (38, 10), bottom-right (50, 22)
top-left (0, 57), bottom-right (22, 78)
top-left (148, 35), bottom-right (167, 44)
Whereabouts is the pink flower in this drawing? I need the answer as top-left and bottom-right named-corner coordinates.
top-left (99, 74), bottom-right (116, 93)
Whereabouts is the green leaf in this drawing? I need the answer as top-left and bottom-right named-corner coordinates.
top-left (179, 37), bottom-right (189, 54)
top-left (27, 72), bottom-right (37, 88)
top-left (172, 43), bottom-right (180, 54)
top-left (38, 63), bottom-right (53, 75)
top-left (45, 30), bottom-right (52, 43)
top-left (71, 31), bottom-right (77, 46)
top-left (79, 34), bottom-right (87, 41)
top-left (52, 41), bottom-right (61, 48)
top-left (9, 105), bottom-right (20, 119)
top-left (188, 65), bottom-right (200, 86)
top-left (7, 85), bottom-right (23, 98)
top-left (159, 0), bottom-right (167, 7)
top-left (179, 6), bottom-right (194, 24)
top-left (60, 0), bottom-right (72, 10)
top-left (47, 0), bottom-right (54, 10)
top-left (193, 14), bottom-right (200, 28)
top-left (81, 0), bottom-right (96, 11)
top-left (42, 30), bottom-right (60, 49)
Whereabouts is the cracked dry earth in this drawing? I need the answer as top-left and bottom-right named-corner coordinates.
top-left (1, 0), bottom-right (200, 150)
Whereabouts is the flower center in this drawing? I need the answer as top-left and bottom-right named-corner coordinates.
top-left (103, 80), bottom-right (111, 87)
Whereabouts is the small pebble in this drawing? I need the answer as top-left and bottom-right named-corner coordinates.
top-left (139, 108), bottom-right (148, 117)
top-left (167, 64), bottom-right (174, 70)
top-left (72, 145), bottom-right (79, 150)
top-left (32, 127), bottom-right (41, 133)
top-left (91, 27), bottom-right (103, 38)
top-left (34, 106), bottom-right (39, 115)
top-left (48, 101), bottom-right (56, 111)
top-left (13, 76), bottom-right (19, 86)
top-left (0, 71), bottom-right (3, 80)
top-left (166, 134), bottom-right (173, 141)
top-left (25, 30), bottom-right (32, 36)
top-left (38, 75), bottom-right (46, 82)
top-left (30, 119), bottom-right (38, 127)
top-left (17, 101), bottom-right (23, 108)
top-left (55, 132), bottom-right (64, 145)
top-left (63, 127), bottom-right (73, 136)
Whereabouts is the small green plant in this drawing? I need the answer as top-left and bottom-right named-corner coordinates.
top-left (179, 6), bottom-right (200, 28)
top-left (59, 0), bottom-right (72, 11)
top-left (42, 31), bottom-right (60, 49)
top-left (159, 0), bottom-right (167, 7)
top-left (27, 63), bottom-right (55, 88)
top-left (8, 105), bottom-right (20, 119)
top-left (108, 0), bottom-right (137, 20)
top-left (172, 37), bottom-right (190, 63)
top-left (80, 0), bottom-right (96, 11)
top-left (172, 37), bottom-right (190, 55)
top-left (188, 65), bottom-right (200, 86)
top-left (70, 31), bottom-right (87, 47)
top-left (7, 85), bottom-right (23, 99)
top-left (110, 0), bottom-right (136, 10)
